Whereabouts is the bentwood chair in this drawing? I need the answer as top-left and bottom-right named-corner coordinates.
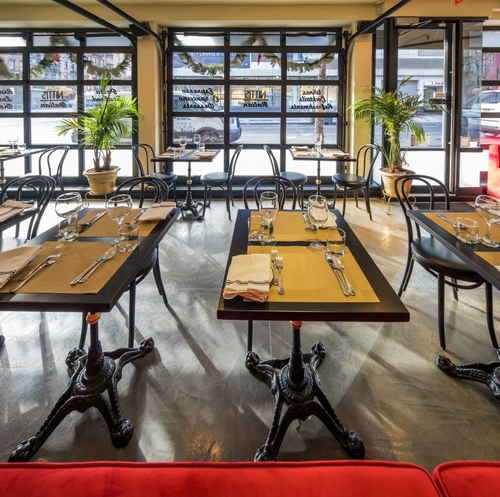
top-left (263, 145), bottom-right (307, 208)
top-left (200, 144), bottom-right (243, 220)
top-left (331, 144), bottom-right (379, 220)
top-left (243, 176), bottom-right (298, 210)
top-left (395, 174), bottom-right (498, 352)
top-left (79, 176), bottom-right (171, 350)
top-left (37, 146), bottom-right (70, 193)
top-left (132, 143), bottom-right (177, 202)
top-left (0, 175), bottom-right (56, 251)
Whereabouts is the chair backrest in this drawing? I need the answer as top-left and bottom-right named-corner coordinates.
top-left (263, 145), bottom-right (280, 176)
top-left (115, 175), bottom-right (169, 207)
top-left (394, 174), bottom-right (451, 241)
top-left (132, 143), bottom-right (155, 177)
top-left (243, 176), bottom-right (298, 210)
top-left (356, 144), bottom-right (380, 179)
top-left (0, 174), bottom-right (56, 239)
top-left (228, 144), bottom-right (244, 182)
top-left (38, 146), bottom-right (69, 191)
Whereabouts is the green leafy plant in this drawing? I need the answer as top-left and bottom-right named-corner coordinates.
top-left (55, 76), bottom-right (141, 172)
top-left (351, 77), bottom-right (442, 173)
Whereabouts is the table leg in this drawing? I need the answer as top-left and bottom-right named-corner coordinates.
top-left (177, 161), bottom-right (203, 221)
top-left (245, 320), bottom-right (365, 461)
top-left (436, 354), bottom-right (500, 400)
top-left (8, 312), bottom-right (155, 462)
top-left (316, 160), bottom-right (322, 195)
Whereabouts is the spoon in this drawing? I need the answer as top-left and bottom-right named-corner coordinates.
top-left (77, 247), bottom-right (117, 284)
top-left (331, 255), bottom-right (356, 296)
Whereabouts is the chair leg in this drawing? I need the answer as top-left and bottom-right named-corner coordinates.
top-left (438, 273), bottom-right (446, 349)
top-left (363, 188), bottom-right (373, 221)
top-left (342, 187), bottom-right (347, 217)
top-left (398, 253), bottom-right (414, 297)
top-left (354, 189), bottom-right (359, 208)
top-left (152, 253), bottom-right (168, 306)
top-left (224, 188), bottom-right (231, 221)
top-left (485, 282), bottom-right (499, 350)
top-left (201, 185), bottom-right (209, 218)
top-left (128, 279), bottom-right (137, 348)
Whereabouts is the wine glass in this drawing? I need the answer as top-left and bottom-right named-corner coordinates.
top-left (307, 194), bottom-right (329, 252)
top-left (179, 135), bottom-right (188, 150)
top-left (7, 134), bottom-right (19, 152)
top-left (259, 191), bottom-right (279, 246)
top-left (475, 195), bottom-right (500, 248)
top-left (55, 192), bottom-right (83, 241)
top-left (107, 194), bottom-right (133, 246)
top-left (193, 133), bottom-right (202, 150)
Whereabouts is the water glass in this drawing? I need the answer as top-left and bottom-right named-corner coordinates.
top-left (248, 214), bottom-right (265, 243)
top-left (118, 223), bottom-right (139, 252)
top-left (456, 217), bottom-right (479, 245)
top-left (326, 227), bottom-right (346, 256)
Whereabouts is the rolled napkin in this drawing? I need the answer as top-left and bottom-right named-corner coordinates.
top-left (0, 245), bottom-right (43, 288)
top-left (139, 201), bottom-right (176, 222)
top-left (223, 253), bottom-right (271, 303)
top-left (0, 199), bottom-right (30, 223)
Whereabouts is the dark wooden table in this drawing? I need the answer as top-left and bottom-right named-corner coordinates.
top-left (0, 148), bottom-right (49, 183)
top-left (4, 206), bottom-right (179, 461)
top-left (152, 148), bottom-right (221, 220)
top-left (288, 148), bottom-right (356, 195)
top-left (217, 209), bottom-right (409, 461)
top-left (408, 209), bottom-right (500, 400)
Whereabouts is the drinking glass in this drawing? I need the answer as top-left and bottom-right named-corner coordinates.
top-left (259, 191), bottom-right (279, 246)
top-left (193, 133), bottom-right (202, 150)
top-left (107, 194), bottom-right (133, 245)
top-left (55, 192), bottom-right (83, 241)
top-left (475, 195), bottom-right (500, 248)
top-left (17, 143), bottom-right (26, 153)
top-left (179, 135), bottom-right (188, 150)
top-left (7, 134), bottom-right (19, 151)
top-left (307, 194), bottom-right (329, 252)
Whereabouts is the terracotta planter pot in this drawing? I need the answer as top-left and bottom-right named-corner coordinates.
top-left (84, 166), bottom-right (120, 195)
top-left (380, 168), bottom-right (414, 199)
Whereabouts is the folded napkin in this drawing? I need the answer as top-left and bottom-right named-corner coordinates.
top-left (194, 151), bottom-right (215, 158)
top-left (223, 253), bottom-right (271, 303)
top-left (292, 146), bottom-right (310, 151)
top-left (0, 150), bottom-right (20, 158)
top-left (0, 199), bottom-right (30, 223)
top-left (308, 207), bottom-right (337, 229)
top-left (139, 201), bottom-right (176, 222)
top-left (322, 149), bottom-right (350, 158)
top-left (0, 245), bottom-right (43, 288)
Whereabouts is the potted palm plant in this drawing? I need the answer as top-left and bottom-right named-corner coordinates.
top-left (351, 77), bottom-right (442, 198)
top-left (56, 76), bottom-right (141, 195)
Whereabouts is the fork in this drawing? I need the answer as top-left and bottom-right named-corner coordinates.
top-left (270, 247), bottom-right (279, 285)
top-left (275, 254), bottom-right (284, 295)
top-left (11, 245), bottom-right (63, 292)
top-left (437, 213), bottom-right (457, 228)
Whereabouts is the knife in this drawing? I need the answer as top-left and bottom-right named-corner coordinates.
top-left (78, 211), bottom-right (107, 233)
top-left (325, 253), bottom-right (350, 296)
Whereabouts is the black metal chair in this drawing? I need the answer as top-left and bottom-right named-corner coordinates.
top-left (132, 143), bottom-right (177, 202)
top-left (263, 145), bottom-right (307, 208)
top-left (331, 144), bottom-right (379, 220)
top-left (0, 175), bottom-right (56, 251)
top-left (37, 146), bottom-right (70, 193)
top-left (395, 174), bottom-right (498, 352)
top-left (243, 176), bottom-right (298, 210)
top-left (79, 176), bottom-right (171, 350)
top-left (200, 144), bottom-right (243, 220)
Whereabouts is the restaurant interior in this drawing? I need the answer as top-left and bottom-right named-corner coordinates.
top-left (0, 0), bottom-right (500, 477)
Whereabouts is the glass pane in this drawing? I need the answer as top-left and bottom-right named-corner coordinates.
top-left (0, 53), bottom-right (22, 80)
top-left (459, 149), bottom-right (488, 188)
top-left (238, 118), bottom-right (279, 145)
top-left (483, 52), bottom-right (500, 79)
top-left (84, 149), bottom-right (134, 176)
top-left (287, 53), bottom-right (338, 79)
top-left (286, 117), bottom-right (337, 145)
top-left (33, 34), bottom-right (79, 47)
top-left (31, 85), bottom-right (77, 112)
top-left (287, 84), bottom-right (338, 113)
top-left (172, 85), bottom-right (224, 111)
top-left (0, 85), bottom-right (22, 112)
top-left (0, 117), bottom-right (23, 146)
top-left (173, 34), bottom-right (225, 46)
top-left (483, 30), bottom-right (500, 48)
top-left (229, 52), bottom-right (280, 79)
top-left (86, 36), bottom-right (133, 47)
top-left (230, 85), bottom-right (281, 112)
top-left (0, 37), bottom-right (26, 48)
top-left (231, 33), bottom-right (280, 46)
top-left (286, 32), bottom-right (338, 47)
top-left (83, 84), bottom-right (132, 111)
top-left (172, 52), bottom-right (225, 79)
top-left (30, 53), bottom-right (77, 80)
top-left (83, 53), bottom-right (132, 80)
top-left (31, 117), bottom-right (68, 145)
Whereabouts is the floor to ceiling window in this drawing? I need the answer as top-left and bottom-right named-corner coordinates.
top-left (0, 30), bottom-right (137, 185)
top-left (166, 29), bottom-right (343, 185)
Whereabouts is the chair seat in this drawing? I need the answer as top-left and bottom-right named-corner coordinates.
top-left (412, 237), bottom-right (480, 280)
top-left (281, 171), bottom-right (307, 185)
top-left (152, 171), bottom-right (177, 183)
top-left (201, 172), bottom-right (228, 184)
top-left (332, 173), bottom-right (367, 188)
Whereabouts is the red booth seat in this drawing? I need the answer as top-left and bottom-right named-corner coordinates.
top-left (0, 460), bottom-right (441, 497)
top-left (433, 460), bottom-right (500, 497)
top-left (486, 144), bottom-right (500, 198)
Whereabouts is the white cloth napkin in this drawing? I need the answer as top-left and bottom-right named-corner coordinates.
top-left (292, 146), bottom-right (310, 151)
top-left (139, 201), bottom-right (176, 222)
top-left (322, 149), bottom-right (350, 158)
top-left (194, 151), bottom-right (216, 158)
top-left (0, 245), bottom-right (43, 288)
top-left (0, 200), bottom-right (30, 223)
top-left (308, 207), bottom-right (337, 229)
top-left (223, 253), bottom-right (271, 303)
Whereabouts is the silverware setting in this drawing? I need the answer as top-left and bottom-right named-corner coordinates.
top-left (128, 208), bottom-right (146, 226)
top-left (11, 244), bottom-right (63, 292)
top-left (70, 246), bottom-right (117, 285)
top-left (78, 211), bottom-right (107, 233)
top-left (270, 247), bottom-right (279, 285)
top-left (331, 254), bottom-right (356, 296)
top-left (437, 213), bottom-right (457, 228)
top-left (275, 254), bottom-right (284, 295)
top-left (325, 253), bottom-right (355, 296)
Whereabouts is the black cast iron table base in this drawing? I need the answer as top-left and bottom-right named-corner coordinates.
top-left (178, 195), bottom-right (203, 221)
top-left (245, 320), bottom-right (365, 461)
top-left (8, 312), bottom-right (154, 462)
top-left (436, 354), bottom-right (500, 400)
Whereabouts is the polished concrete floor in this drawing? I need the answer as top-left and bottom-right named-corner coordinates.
top-left (1, 197), bottom-right (500, 470)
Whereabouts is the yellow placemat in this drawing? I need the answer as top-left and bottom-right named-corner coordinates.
top-left (247, 245), bottom-right (379, 303)
top-left (0, 241), bottom-right (134, 294)
top-left (78, 209), bottom-right (160, 238)
top-left (475, 252), bottom-right (500, 268)
top-left (424, 211), bottom-right (500, 239)
top-left (270, 211), bottom-right (336, 243)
